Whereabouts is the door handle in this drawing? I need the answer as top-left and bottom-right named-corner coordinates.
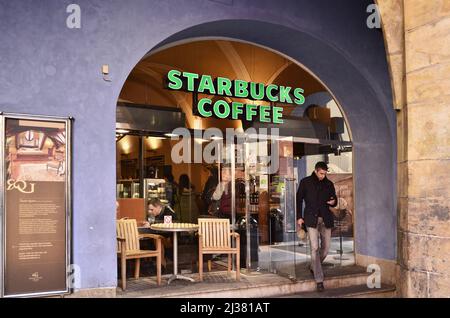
top-left (283, 185), bottom-right (288, 234)
top-left (283, 178), bottom-right (297, 234)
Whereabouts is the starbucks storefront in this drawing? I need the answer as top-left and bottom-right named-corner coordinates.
top-left (114, 39), bottom-right (355, 291)
top-left (0, 1), bottom-right (397, 298)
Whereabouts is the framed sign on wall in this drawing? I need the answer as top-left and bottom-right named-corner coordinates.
top-left (0, 113), bottom-right (72, 298)
top-left (327, 173), bottom-right (354, 238)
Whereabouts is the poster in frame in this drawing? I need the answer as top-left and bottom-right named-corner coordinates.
top-left (0, 113), bottom-right (72, 298)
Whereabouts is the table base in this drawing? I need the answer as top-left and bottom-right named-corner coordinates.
top-left (168, 274), bottom-right (195, 284)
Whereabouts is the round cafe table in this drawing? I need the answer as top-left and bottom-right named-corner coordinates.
top-left (150, 223), bottom-right (199, 284)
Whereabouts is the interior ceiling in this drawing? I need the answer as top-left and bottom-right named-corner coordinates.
top-left (119, 40), bottom-right (327, 130)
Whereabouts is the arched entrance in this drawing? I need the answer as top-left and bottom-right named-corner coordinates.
top-left (116, 38), bottom-right (355, 284)
top-left (0, 0), bottom-right (399, 296)
top-left (113, 19), bottom-right (396, 272)
top-left (113, 20), bottom-right (396, 293)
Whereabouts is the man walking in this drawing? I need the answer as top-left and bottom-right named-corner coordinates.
top-left (296, 162), bottom-right (337, 292)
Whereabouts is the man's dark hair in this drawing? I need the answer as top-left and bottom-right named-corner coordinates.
top-left (315, 161), bottom-right (329, 171)
top-left (148, 198), bottom-right (162, 207)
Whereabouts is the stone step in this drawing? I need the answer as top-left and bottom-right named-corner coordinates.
top-left (115, 265), bottom-right (387, 298)
top-left (163, 270), bottom-right (371, 298)
top-left (152, 270), bottom-right (375, 298)
top-left (282, 284), bottom-right (396, 298)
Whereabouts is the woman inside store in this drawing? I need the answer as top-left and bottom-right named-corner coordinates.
top-left (164, 172), bottom-right (177, 209)
top-left (201, 166), bottom-right (219, 214)
top-left (175, 174), bottom-right (200, 223)
top-left (208, 167), bottom-right (246, 221)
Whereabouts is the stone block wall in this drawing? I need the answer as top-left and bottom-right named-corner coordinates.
top-left (378, 0), bottom-right (450, 297)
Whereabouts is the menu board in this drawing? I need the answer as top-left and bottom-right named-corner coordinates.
top-left (2, 116), bottom-right (70, 297)
top-left (327, 173), bottom-right (354, 238)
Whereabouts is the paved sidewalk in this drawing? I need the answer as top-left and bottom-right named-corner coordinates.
top-left (117, 265), bottom-right (368, 298)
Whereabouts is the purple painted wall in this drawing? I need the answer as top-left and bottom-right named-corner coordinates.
top-left (0, 0), bottom-right (395, 289)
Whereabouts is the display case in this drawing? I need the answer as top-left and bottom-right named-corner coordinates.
top-left (117, 179), bottom-right (140, 198)
top-left (143, 178), bottom-right (168, 207)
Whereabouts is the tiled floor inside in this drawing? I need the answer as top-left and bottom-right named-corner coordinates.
top-left (260, 237), bottom-right (355, 276)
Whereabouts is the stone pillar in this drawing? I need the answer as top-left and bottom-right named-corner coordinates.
top-left (379, 0), bottom-right (450, 297)
top-left (400, 0), bottom-right (450, 298)
top-left (373, 0), bottom-right (406, 288)
top-left (377, 0), bottom-right (406, 111)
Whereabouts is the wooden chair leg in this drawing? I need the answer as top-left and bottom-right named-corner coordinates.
top-left (227, 254), bottom-right (231, 273)
top-left (236, 253), bottom-right (240, 281)
top-left (156, 238), bottom-right (162, 285)
top-left (207, 260), bottom-right (212, 272)
top-left (134, 259), bottom-right (140, 279)
top-left (161, 246), bottom-right (167, 268)
top-left (199, 254), bottom-right (203, 281)
top-left (191, 256), bottom-right (196, 273)
top-left (156, 255), bottom-right (161, 286)
top-left (121, 255), bottom-right (127, 290)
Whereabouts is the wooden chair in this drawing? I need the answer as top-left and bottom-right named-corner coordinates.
top-left (46, 150), bottom-right (65, 175)
top-left (46, 159), bottom-right (63, 175)
top-left (116, 218), bottom-right (162, 290)
top-left (197, 218), bottom-right (240, 281)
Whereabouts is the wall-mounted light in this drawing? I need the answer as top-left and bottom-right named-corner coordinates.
top-left (102, 64), bottom-right (109, 75)
top-left (147, 137), bottom-right (164, 150)
top-left (102, 64), bottom-right (112, 82)
top-left (121, 139), bottom-right (131, 154)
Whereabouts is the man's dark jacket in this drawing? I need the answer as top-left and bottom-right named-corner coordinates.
top-left (296, 172), bottom-right (337, 228)
top-left (154, 205), bottom-right (178, 222)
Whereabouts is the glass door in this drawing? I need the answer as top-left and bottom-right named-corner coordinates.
top-left (218, 134), bottom-right (300, 279)
top-left (236, 134), bottom-right (298, 280)
top-left (268, 136), bottom-right (298, 280)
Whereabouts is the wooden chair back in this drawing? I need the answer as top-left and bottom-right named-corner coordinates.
top-left (198, 218), bottom-right (231, 249)
top-left (116, 218), bottom-right (162, 289)
top-left (116, 218), bottom-right (140, 252)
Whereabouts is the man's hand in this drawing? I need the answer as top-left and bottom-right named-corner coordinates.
top-left (297, 218), bottom-right (304, 227)
top-left (327, 197), bottom-right (336, 206)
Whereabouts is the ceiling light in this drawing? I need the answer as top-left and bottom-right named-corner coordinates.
top-left (116, 129), bottom-right (129, 134)
top-left (147, 136), bottom-right (166, 140)
top-left (164, 133), bottom-right (179, 138)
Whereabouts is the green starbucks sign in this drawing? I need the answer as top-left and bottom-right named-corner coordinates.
top-left (166, 70), bottom-right (305, 124)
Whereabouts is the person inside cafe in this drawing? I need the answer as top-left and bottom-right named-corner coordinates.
top-left (176, 174), bottom-right (200, 223)
top-left (210, 167), bottom-right (244, 220)
top-left (142, 198), bottom-right (178, 267)
top-left (145, 197), bottom-right (178, 224)
top-left (201, 166), bottom-right (219, 214)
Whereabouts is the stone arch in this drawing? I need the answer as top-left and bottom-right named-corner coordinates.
top-left (0, 0), bottom-right (399, 292)
top-left (116, 19), bottom-right (397, 262)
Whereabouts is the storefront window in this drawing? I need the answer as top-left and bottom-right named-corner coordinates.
top-left (115, 39), bottom-right (355, 289)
